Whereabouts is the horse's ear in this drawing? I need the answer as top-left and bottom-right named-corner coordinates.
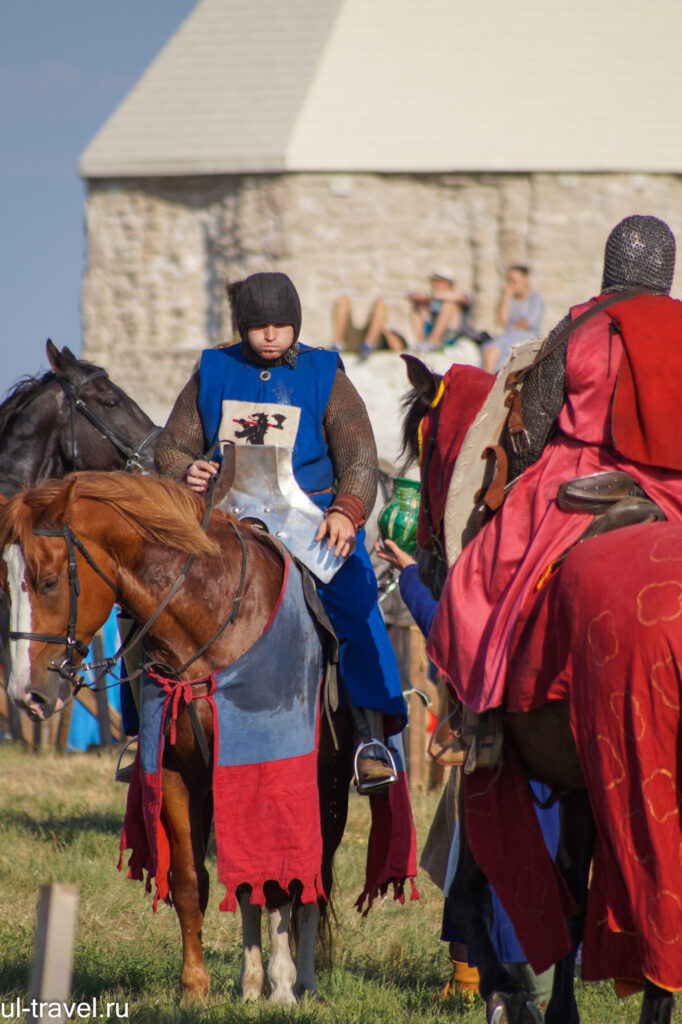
top-left (45, 342), bottom-right (78, 374)
top-left (401, 354), bottom-right (440, 404)
top-left (41, 478), bottom-right (77, 527)
top-left (46, 339), bottom-right (60, 370)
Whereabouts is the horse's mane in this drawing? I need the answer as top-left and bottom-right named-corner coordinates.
top-left (0, 359), bottom-right (106, 440)
top-left (0, 472), bottom-right (218, 578)
top-left (399, 386), bottom-right (434, 468)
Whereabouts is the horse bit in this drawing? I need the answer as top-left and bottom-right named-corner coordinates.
top-left (55, 368), bottom-right (161, 472)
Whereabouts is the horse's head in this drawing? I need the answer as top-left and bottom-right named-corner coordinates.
top-left (399, 355), bottom-right (495, 594)
top-left (0, 473), bottom-right (219, 719)
top-left (0, 479), bottom-right (119, 719)
top-left (46, 340), bottom-right (160, 475)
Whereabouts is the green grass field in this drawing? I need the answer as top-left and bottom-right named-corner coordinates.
top-left (0, 742), bottom-right (677, 1023)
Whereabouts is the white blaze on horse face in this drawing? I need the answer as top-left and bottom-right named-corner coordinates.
top-left (4, 545), bottom-right (32, 701)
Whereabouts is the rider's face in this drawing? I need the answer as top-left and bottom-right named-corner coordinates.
top-left (247, 323), bottom-right (295, 360)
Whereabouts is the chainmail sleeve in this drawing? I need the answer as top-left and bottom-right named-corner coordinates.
top-left (323, 369), bottom-right (378, 518)
top-left (508, 314), bottom-right (571, 479)
top-left (155, 373), bottom-right (208, 480)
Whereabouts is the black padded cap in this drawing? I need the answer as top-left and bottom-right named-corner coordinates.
top-left (235, 272), bottom-right (302, 342)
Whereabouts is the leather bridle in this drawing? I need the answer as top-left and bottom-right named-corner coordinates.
top-left (8, 524), bottom-right (117, 684)
top-left (54, 368), bottom-right (161, 472)
top-left (8, 484), bottom-right (247, 695)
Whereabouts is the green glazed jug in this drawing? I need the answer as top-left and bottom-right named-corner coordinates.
top-left (378, 476), bottom-right (421, 554)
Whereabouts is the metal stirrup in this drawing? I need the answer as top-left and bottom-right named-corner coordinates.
top-left (353, 738), bottom-right (398, 796)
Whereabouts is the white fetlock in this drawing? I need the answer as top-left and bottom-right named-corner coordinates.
top-left (267, 904), bottom-right (297, 1004)
top-left (239, 892), bottom-right (264, 1001)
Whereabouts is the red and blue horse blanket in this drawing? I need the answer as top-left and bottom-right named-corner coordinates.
top-left (120, 555), bottom-right (326, 910)
top-left (119, 554), bottom-right (418, 912)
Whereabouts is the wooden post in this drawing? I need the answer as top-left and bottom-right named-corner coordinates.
top-left (55, 703), bottom-right (74, 753)
top-left (407, 626), bottom-right (427, 788)
top-left (27, 883), bottom-right (79, 1023)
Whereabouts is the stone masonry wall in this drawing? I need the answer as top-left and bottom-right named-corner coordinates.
top-left (81, 171), bottom-right (682, 423)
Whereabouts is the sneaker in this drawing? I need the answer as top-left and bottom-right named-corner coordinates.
top-left (357, 341), bottom-right (374, 361)
top-left (357, 756), bottom-right (395, 783)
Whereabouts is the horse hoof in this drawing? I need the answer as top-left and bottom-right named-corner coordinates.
top-left (268, 990), bottom-right (297, 1006)
top-left (180, 978), bottom-right (210, 1004)
top-left (488, 991), bottom-right (543, 1024)
top-left (293, 983), bottom-right (320, 1001)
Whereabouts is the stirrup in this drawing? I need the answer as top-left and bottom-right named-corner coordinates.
top-left (427, 704), bottom-right (467, 767)
top-left (353, 739), bottom-right (398, 795)
top-left (115, 737), bottom-right (138, 784)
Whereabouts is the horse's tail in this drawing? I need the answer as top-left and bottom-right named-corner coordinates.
top-left (289, 885), bottom-right (335, 966)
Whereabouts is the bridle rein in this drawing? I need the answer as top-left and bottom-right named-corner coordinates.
top-left (55, 368), bottom-right (161, 473)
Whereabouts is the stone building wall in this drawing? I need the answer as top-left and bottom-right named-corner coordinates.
top-left (81, 171), bottom-right (682, 421)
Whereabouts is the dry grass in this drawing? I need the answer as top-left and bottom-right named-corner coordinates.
top-left (0, 742), bottom-right (677, 1023)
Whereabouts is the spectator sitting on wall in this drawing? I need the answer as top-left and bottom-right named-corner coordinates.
top-left (331, 294), bottom-right (407, 358)
top-left (407, 271), bottom-right (490, 352)
top-left (481, 265), bottom-right (544, 373)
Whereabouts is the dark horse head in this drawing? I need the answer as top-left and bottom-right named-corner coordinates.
top-left (0, 340), bottom-right (160, 497)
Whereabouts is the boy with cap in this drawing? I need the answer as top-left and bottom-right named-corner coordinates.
top-left (156, 271), bottom-right (407, 790)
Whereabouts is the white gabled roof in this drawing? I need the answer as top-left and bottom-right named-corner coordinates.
top-left (80, 0), bottom-right (682, 177)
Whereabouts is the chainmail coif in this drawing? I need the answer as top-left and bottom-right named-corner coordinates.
top-left (602, 214), bottom-right (675, 295)
top-left (509, 215), bottom-right (677, 479)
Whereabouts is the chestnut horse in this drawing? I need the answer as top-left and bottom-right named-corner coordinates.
top-left (0, 471), bottom-right (351, 1004)
top-left (401, 356), bottom-right (679, 1024)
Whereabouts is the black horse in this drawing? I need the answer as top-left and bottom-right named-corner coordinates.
top-left (0, 339), bottom-right (160, 736)
top-left (0, 339), bottom-right (159, 496)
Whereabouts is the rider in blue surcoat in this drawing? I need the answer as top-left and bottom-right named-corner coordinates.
top-left (156, 271), bottom-right (407, 791)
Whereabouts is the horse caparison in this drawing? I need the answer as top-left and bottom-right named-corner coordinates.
top-left (0, 472), bottom-right (355, 1004)
top-left (401, 355), bottom-right (678, 1024)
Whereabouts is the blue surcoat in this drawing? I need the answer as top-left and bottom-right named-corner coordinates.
top-left (196, 343), bottom-right (406, 727)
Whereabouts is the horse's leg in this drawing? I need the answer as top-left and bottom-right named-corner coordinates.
top-left (162, 766), bottom-right (212, 1001)
top-left (264, 882), bottom-right (297, 1005)
top-left (447, 797), bottom-right (542, 1024)
top-left (639, 982), bottom-right (674, 1024)
top-left (237, 885), bottom-right (265, 1001)
top-left (545, 790), bottom-right (596, 1024)
top-left (293, 899), bottom-right (320, 999)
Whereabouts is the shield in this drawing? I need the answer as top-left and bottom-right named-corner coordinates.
top-left (442, 338), bottom-right (544, 565)
top-left (214, 445), bottom-right (348, 583)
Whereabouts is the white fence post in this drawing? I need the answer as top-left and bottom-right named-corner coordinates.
top-left (27, 883), bottom-right (79, 1024)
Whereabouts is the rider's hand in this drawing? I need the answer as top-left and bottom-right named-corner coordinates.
top-left (374, 538), bottom-right (417, 572)
top-left (184, 459), bottom-right (219, 493)
top-left (315, 511), bottom-right (356, 559)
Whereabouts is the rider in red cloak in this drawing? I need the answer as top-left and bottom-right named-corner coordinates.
top-left (428, 214), bottom-right (682, 715)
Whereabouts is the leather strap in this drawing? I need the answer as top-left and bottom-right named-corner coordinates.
top-left (506, 285), bottom-right (653, 389)
top-left (481, 444), bottom-right (509, 512)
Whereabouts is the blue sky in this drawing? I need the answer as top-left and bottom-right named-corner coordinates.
top-left (0, 0), bottom-right (197, 393)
